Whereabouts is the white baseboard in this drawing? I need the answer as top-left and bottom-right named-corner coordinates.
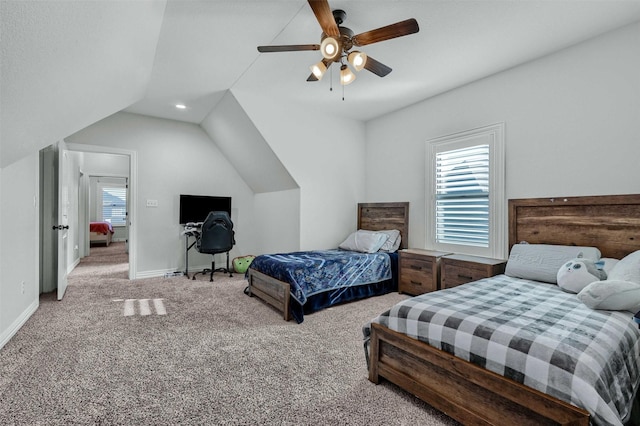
top-left (0, 299), bottom-right (39, 350)
top-left (67, 257), bottom-right (81, 275)
top-left (134, 265), bottom-right (211, 280)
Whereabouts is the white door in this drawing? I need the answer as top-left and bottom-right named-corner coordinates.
top-left (56, 140), bottom-right (70, 300)
top-left (40, 146), bottom-right (56, 294)
top-left (125, 177), bottom-right (130, 253)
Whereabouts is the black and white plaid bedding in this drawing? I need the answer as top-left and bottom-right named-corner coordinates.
top-left (365, 275), bottom-right (640, 426)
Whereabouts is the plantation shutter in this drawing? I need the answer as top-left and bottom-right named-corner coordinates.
top-left (435, 144), bottom-right (490, 247)
top-left (101, 186), bottom-right (127, 226)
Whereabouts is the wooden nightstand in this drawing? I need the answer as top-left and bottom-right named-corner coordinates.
top-left (399, 249), bottom-right (451, 295)
top-left (441, 254), bottom-right (506, 289)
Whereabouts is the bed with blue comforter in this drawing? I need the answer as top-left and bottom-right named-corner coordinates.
top-left (249, 249), bottom-right (398, 323)
top-left (245, 202), bottom-right (410, 322)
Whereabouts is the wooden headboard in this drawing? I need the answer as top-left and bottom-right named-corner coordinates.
top-left (509, 194), bottom-right (640, 259)
top-left (357, 202), bottom-right (409, 249)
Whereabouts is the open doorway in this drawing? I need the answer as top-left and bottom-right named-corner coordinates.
top-left (84, 174), bottom-right (129, 270)
top-left (39, 142), bottom-right (137, 296)
top-left (71, 144), bottom-right (137, 280)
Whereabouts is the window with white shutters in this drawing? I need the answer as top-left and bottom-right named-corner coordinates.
top-left (436, 145), bottom-right (490, 247)
top-left (101, 186), bottom-right (127, 226)
top-left (426, 123), bottom-right (505, 258)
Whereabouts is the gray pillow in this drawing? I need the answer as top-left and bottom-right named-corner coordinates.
top-left (338, 230), bottom-right (388, 253)
top-left (505, 243), bottom-right (601, 284)
top-left (376, 229), bottom-right (401, 252)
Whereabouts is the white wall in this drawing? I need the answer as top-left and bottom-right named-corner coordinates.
top-left (365, 22), bottom-right (640, 251)
top-left (233, 90), bottom-right (367, 250)
top-left (201, 92), bottom-right (298, 194)
top-left (82, 152), bottom-right (129, 176)
top-left (66, 112), bottom-right (258, 277)
top-left (253, 189), bottom-right (300, 255)
top-left (0, 153), bottom-right (39, 348)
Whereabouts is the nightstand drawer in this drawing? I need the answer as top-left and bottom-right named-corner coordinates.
top-left (441, 254), bottom-right (506, 289)
top-left (399, 249), bottom-right (450, 295)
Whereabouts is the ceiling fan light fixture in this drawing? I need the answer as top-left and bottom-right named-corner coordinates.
top-left (310, 61), bottom-right (327, 80)
top-left (320, 36), bottom-right (340, 61)
top-left (347, 51), bottom-right (367, 71)
top-left (340, 64), bottom-right (356, 85)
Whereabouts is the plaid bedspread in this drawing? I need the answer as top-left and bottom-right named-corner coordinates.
top-left (364, 275), bottom-right (640, 425)
top-left (249, 249), bottom-right (391, 306)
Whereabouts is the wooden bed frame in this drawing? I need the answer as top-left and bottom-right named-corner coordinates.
top-left (90, 231), bottom-right (112, 246)
top-left (246, 202), bottom-right (410, 321)
top-left (369, 194), bottom-right (640, 425)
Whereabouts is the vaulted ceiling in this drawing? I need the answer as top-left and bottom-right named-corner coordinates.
top-left (3, 0), bottom-right (640, 167)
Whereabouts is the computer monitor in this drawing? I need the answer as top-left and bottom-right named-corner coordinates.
top-left (179, 194), bottom-right (231, 224)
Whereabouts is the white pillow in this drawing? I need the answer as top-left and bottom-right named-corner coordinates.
top-left (607, 250), bottom-right (640, 284)
top-left (339, 230), bottom-right (388, 253)
top-left (504, 243), bottom-right (601, 284)
top-left (577, 279), bottom-right (640, 312)
top-left (600, 258), bottom-right (620, 276)
top-left (376, 229), bottom-right (401, 252)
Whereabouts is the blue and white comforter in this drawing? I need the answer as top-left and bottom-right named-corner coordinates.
top-left (249, 249), bottom-right (391, 306)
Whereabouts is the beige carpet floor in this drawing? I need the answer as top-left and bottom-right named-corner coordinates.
top-left (0, 242), bottom-right (459, 425)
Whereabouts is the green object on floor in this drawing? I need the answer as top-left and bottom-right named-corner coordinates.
top-left (232, 255), bottom-right (255, 274)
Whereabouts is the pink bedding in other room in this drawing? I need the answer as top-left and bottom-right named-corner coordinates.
top-left (89, 221), bottom-right (114, 235)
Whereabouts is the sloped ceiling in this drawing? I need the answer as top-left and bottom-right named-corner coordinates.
top-left (125, 0), bottom-right (640, 124)
top-left (200, 91), bottom-right (298, 194)
top-left (2, 1), bottom-right (640, 168)
top-left (0, 0), bottom-right (166, 167)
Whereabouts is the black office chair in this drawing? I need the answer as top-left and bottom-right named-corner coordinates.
top-left (194, 211), bottom-right (235, 282)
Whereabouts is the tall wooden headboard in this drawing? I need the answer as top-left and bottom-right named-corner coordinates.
top-left (509, 194), bottom-right (640, 259)
top-left (358, 202), bottom-right (410, 249)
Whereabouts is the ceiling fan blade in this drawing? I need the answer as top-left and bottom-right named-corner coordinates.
top-left (352, 18), bottom-right (419, 47)
top-left (363, 56), bottom-right (392, 77)
top-left (257, 44), bottom-right (320, 53)
top-left (308, 0), bottom-right (339, 38)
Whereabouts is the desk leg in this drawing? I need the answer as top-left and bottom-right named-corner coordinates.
top-left (184, 234), bottom-right (190, 279)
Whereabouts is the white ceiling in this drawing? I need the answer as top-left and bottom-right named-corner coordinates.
top-left (3, 1), bottom-right (640, 167)
top-left (125, 0), bottom-right (640, 123)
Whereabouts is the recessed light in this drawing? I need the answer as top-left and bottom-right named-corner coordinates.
top-left (175, 104), bottom-right (186, 109)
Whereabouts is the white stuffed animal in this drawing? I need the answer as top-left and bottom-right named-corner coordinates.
top-left (557, 258), bottom-right (606, 294)
top-left (577, 250), bottom-right (640, 312)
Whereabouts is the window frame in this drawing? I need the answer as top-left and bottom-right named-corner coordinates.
top-left (97, 182), bottom-right (127, 227)
top-left (425, 123), bottom-right (506, 259)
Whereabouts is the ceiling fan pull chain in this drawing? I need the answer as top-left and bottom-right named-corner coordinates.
top-left (329, 66), bottom-right (333, 92)
top-left (342, 83), bottom-right (345, 101)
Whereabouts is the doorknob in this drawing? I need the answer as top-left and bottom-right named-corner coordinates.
top-left (52, 225), bottom-right (70, 230)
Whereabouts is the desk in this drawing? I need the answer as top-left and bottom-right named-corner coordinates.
top-left (182, 223), bottom-right (202, 279)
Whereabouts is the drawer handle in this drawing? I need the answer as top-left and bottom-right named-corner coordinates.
top-left (410, 280), bottom-right (422, 285)
top-left (457, 274), bottom-right (473, 280)
top-left (410, 265), bottom-right (422, 270)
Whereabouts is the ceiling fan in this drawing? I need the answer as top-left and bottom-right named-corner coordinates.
top-left (257, 0), bottom-right (419, 86)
